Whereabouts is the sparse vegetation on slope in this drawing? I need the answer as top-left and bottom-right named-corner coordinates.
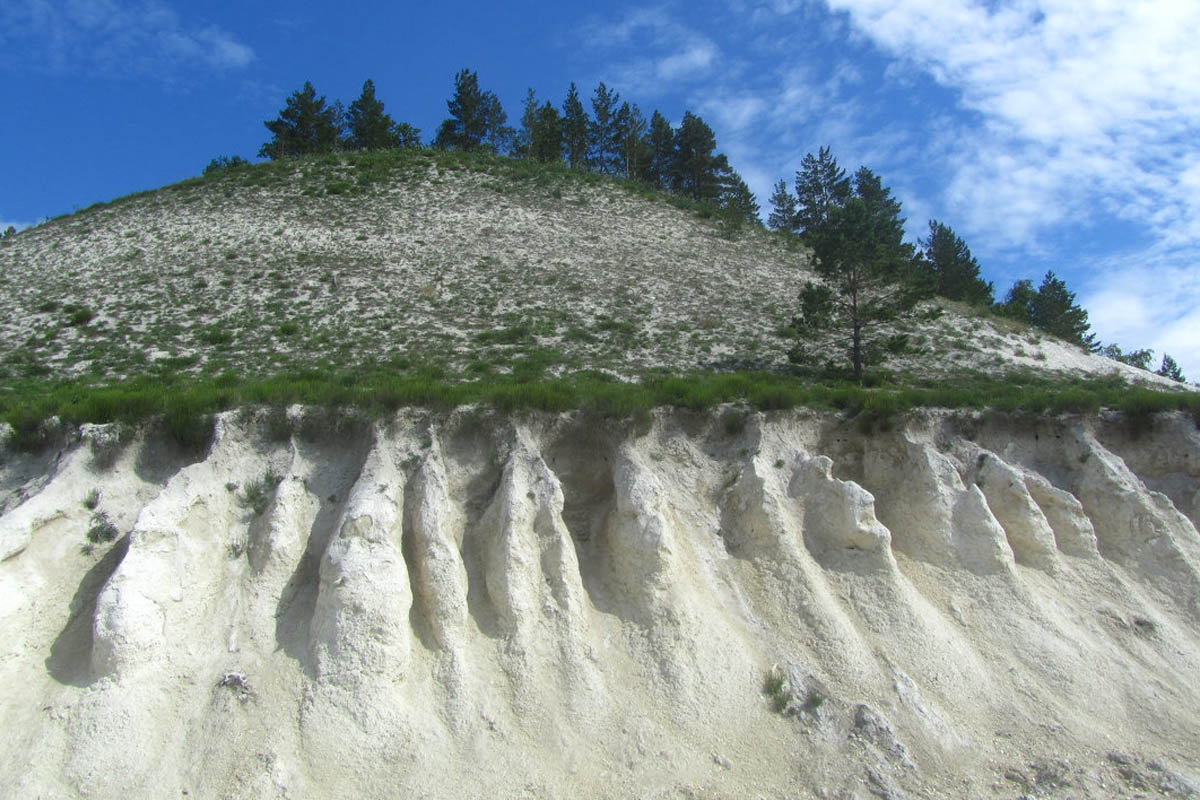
top-left (0, 146), bottom-right (1190, 445)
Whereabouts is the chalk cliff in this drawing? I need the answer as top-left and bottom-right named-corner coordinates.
top-left (1, 408), bottom-right (1198, 798)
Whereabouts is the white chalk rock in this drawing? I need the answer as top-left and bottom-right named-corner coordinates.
top-left (248, 471), bottom-right (318, 578)
top-left (479, 427), bottom-right (585, 640)
top-left (310, 431), bottom-right (412, 685)
top-left (721, 442), bottom-right (810, 562)
top-left (92, 471), bottom-right (235, 677)
top-left (864, 434), bottom-right (960, 563)
top-left (609, 444), bottom-right (679, 604)
top-left (0, 440), bottom-right (93, 561)
top-left (951, 485), bottom-right (1015, 575)
top-left (974, 451), bottom-right (1058, 571)
top-left (1073, 430), bottom-right (1200, 615)
top-left (1023, 471), bottom-right (1099, 558)
top-left (406, 433), bottom-right (469, 651)
top-left (793, 456), bottom-right (893, 568)
top-left (0, 504), bottom-right (35, 562)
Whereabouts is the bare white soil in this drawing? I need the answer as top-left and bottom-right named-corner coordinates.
top-left (1, 408), bottom-right (1199, 798)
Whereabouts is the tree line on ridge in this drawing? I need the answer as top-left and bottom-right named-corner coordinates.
top-left (238, 70), bottom-right (758, 225)
top-left (203, 72), bottom-right (1185, 384)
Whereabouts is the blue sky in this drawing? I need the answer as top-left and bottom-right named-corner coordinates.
top-left (3, 0), bottom-right (1198, 377)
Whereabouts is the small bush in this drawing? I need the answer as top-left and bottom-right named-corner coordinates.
top-left (64, 304), bottom-right (95, 327)
top-left (764, 668), bottom-right (790, 713)
top-left (241, 471), bottom-right (282, 516)
top-left (83, 488), bottom-right (100, 510)
top-left (475, 323), bottom-right (533, 345)
top-left (203, 155), bottom-right (250, 175)
top-left (161, 400), bottom-right (216, 451)
top-left (721, 407), bottom-right (749, 435)
top-left (198, 327), bottom-right (234, 346)
top-left (87, 512), bottom-right (119, 544)
top-left (260, 405), bottom-right (293, 442)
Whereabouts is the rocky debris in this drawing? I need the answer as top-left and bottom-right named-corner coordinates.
top-left (217, 671), bottom-right (255, 703)
top-left (1106, 753), bottom-right (1200, 798)
top-left (852, 704), bottom-right (910, 767)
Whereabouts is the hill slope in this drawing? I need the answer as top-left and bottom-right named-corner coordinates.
top-left (0, 149), bottom-right (1171, 389)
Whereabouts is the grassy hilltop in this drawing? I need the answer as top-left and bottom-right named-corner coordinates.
top-left (0, 148), bottom-right (1195, 447)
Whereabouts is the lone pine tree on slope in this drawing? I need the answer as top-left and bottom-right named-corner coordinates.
top-left (789, 157), bottom-right (931, 380)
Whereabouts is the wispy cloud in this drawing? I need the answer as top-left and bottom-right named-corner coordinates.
top-left (1082, 246), bottom-right (1200, 380)
top-left (0, 0), bottom-right (254, 76)
top-left (584, 5), bottom-right (722, 97)
top-left (822, 0), bottom-right (1200, 248)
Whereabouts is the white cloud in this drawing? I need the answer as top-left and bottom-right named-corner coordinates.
top-left (0, 0), bottom-right (254, 75)
top-left (1082, 252), bottom-right (1200, 381)
top-left (586, 5), bottom-right (722, 96)
top-left (821, 0), bottom-right (1200, 250)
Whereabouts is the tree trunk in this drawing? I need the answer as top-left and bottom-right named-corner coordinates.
top-left (852, 320), bottom-right (863, 381)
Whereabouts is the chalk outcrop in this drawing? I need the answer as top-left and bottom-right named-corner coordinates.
top-left (1, 408), bottom-right (1199, 799)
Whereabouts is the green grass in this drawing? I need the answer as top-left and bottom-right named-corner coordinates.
top-left (1, 365), bottom-right (1195, 453)
top-left (241, 470), bottom-right (282, 516)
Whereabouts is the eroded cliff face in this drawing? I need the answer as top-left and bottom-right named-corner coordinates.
top-left (1, 408), bottom-right (1198, 799)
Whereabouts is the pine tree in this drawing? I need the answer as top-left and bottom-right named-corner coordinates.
top-left (394, 122), bottom-right (421, 149)
top-left (918, 220), bottom-right (993, 305)
top-left (1031, 271), bottom-right (1094, 348)
top-left (718, 169), bottom-right (760, 225)
top-left (789, 168), bottom-right (928, 380)
top-left (589, 82), bottom-right (622, 174)
top-left (530, 102), bottom-right (563, 163)
top-left (562, 83), bottom-right (589, 170)
top-left (1156, 354), bottom-right (1186, 382)
top-left (481, 92), bottom-right (514, 155)
top-left (794, 146), bottom-right (851, 239)
top-left (767, 179), bottom-right (797, 231)
top-left (515, 88), bottom-right (539, 159)
top-left (615, 102), bottom-right (649, 179)
top-left (640, 111), bottom-right (674, 188)
top-left (998, 279), bottom-right (1037, 323)
top-left (1101, 344), bottom-right (1153, 369)
top-left (346, 79), bottom-right (399, 151)
top-left (1001, 272), bottom-right (1096, 349)
top-left (203, 155), bottom-right (250, 174)
top-left (671, 112), bottom-right (723, 202)
top-left (433, 69), bottom-right (490, 152)
top-left (259, 81), bottom-right (342, 160)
